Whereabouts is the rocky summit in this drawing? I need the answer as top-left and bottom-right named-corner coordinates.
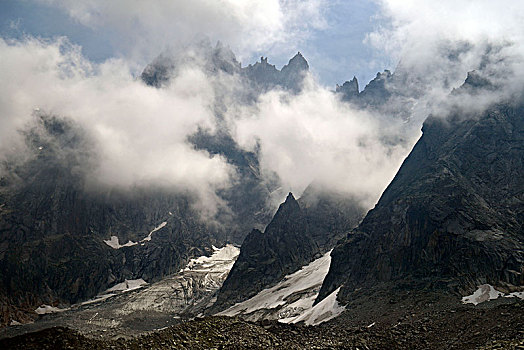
top-left (211, 193), bottom-right (321, 312)
top-left (212, 188), bottom-right (365, 313)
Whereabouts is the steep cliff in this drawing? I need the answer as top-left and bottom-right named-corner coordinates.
top-left (212, 188), bottom-right (366, 312)
top-left (317, 98), bottom-right (524, 304)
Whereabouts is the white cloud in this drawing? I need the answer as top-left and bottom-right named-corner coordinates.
top-left (0, 34), bottom-right (422, 220)
top-left (0, 37), bottom-right (233, 216)
top-left (230, 78), bottom-right (419, 208)
top-left (35, 0), bottom-right (327, 64)
top-left (368, 0), bottom-right (524, 97)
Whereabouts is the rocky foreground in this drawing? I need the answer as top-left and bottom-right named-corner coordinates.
top-left (2, 292), bottom-right (523, 350)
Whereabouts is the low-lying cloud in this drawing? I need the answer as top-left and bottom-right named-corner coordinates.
top-left (368, 0), bottom-right (524, 109)
top-left (0, 35), bottom-right (419, 216)
top-left (0, 37), bottom-right (233, 216)
top-left (3, 1), bottom-right (524, 219)
top-left (230, 79), bottom-right (418, 208)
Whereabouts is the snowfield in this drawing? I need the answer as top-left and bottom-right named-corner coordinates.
top-left (103, 220), bottom-right (168, 248)
top-left (218, 251), bottom-right (346, 325)
top-left (142, 221), bottom-right (167, 242)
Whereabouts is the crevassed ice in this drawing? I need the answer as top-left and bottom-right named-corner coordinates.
top-left (184, 244), bottom-right (240, 273)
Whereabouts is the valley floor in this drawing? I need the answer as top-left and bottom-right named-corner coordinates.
top-left (1, 294), bottom-right (523, 349)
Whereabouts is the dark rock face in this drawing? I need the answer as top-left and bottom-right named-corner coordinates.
top-left (336, 77), bottom-right (359, 101)
top-left (337, 70), bottom-right (392, 106)
top-left (317, 100), bottom-right (524, 304)
top-left (187, 130), bottom-right (275, 239)
top-left (298, 184), bottom-right (366, 251)
top-left (212, 193), bottom-right (320, 311)
top-left (0, 115), bottom-right (258, 326)
top-left (212, 188), bottom-right (366, 312)
top-left (140, 54), bottom-right (176, 88)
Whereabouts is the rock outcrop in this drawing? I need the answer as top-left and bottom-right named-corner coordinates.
top-left (141, 42), bottom-right (310, 94)
top-left (317, 96), bottom-right (524, 304)
top-left (212, 188), bottom-right (366, 312)
top-left (212, 193), bottom-right (320, 312)
top-left (241, 52), bottom-right (309, 93)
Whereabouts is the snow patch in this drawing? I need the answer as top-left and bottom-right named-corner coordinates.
top-left (79, 279), bottom-right (148, 306)
top-left (80, 293), bottom-right (116, 306)
top-left (506, 291), bottom-right (524, 299)
top-left (35, 304), bottom-right (68, 315)
top-left (289, 287), bottom-right (346, 326)
top-left (142, 221), bottom-right (167, 242)
top-left (218, 251), bottom-right (335, 324)
top-left (462, 284), bottom-right (524, 305)
top-left (105, 279), bottom-right (148, 293)
top-left (103, 236), bottom-right (137, 249)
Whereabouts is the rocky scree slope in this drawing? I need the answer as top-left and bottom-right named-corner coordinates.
top-left (2, 299), bottom-right (524, 349)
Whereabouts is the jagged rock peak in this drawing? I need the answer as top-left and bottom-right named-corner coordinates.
top-left (336, 76), bottom-right (359, 97)
top-left (276, 192), bottom-right (300, 213)
top-left (377, 69), bottom-right (392, 79)
top-left (463, 70), bottom-right (494, 89)
top-left (283, 52), bottom-right (309, 71)
top-left (285, 192), bottom-right (296, 203)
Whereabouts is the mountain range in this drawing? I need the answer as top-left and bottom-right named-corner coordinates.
top-left (0, 40), bottom-right (523, 349)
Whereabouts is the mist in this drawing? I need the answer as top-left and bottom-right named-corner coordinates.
top-left (34, 0), bottom-right (327, 65)
top-left (0, 37), bottom-right (235, 216)
top-left (229, 78), bottom-right (419, 208)
top-left (2, 1), bottom-right (524, 219)
top-left (368, 0), bottom-right (524, 116)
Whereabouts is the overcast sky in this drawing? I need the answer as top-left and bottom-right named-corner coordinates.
top-left (0, 0), bottom-right (389, 87)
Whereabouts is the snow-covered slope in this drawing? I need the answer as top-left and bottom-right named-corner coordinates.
top-left (217, 251), bottom-right (345, 325)
top-left (287, 287), bottom-right (345, 326)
